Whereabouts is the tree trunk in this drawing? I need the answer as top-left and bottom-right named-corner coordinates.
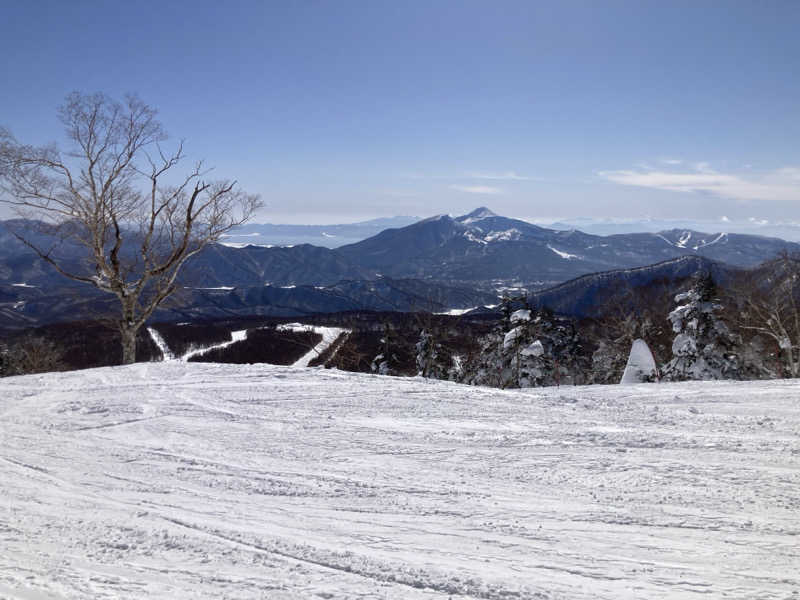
top-left (789, 350), bottom-right (799, 378)
top-left (120, 324), bottom-right (138, 365)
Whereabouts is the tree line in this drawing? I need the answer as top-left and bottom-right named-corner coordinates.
top-left (406, 253), bottom-right (800, 387)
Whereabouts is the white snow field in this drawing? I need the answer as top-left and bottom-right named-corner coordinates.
top-left (1, 364), bottom-right (798, 599)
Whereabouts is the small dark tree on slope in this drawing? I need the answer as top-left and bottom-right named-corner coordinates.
top-left (0, 92), bottom-right (261, 363)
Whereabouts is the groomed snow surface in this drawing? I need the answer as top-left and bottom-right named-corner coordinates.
top-left (1, 363), bottom-right (798, 599)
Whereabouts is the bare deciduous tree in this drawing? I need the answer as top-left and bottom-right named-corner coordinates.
top-left (735, 252), bottom-right (800, 377)
top-left (2, 335), bottom-right (65, 376)
top-left (0, 92), bottom-right (262, 364)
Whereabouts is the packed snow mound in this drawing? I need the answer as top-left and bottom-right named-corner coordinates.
top-left (620, 338), bottom-right (658, 383)
top-left (1, 363), bottom-right (799, 599)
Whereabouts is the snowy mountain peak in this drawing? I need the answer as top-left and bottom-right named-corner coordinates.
top-left (457, 207), bottom-right (498, 224)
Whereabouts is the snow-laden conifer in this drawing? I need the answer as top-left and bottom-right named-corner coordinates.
top-left (459, 306), bottom-right (584, 388)
top-left (661, 274), bottom-right (741, 380)
top-left (416, 329), bottom-right (449, 379)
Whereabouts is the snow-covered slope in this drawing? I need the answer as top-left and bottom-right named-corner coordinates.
top-left (1, 364), bottom-right (798, 599)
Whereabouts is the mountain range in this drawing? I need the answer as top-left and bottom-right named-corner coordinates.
top-left (336, 207), bottom-right (798, 287)
top-left (1, 207), bottom-right (797, 328)
top-left (546, 216), bottom-right (800, 242)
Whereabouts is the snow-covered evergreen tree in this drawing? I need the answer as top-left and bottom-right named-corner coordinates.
top-left (415, 329), bottom-right (449, 379)
top-left (661, 274), bottom-right (741, 381)
top-left (371, 321), bottom-right (400, 375)
top-left (459, 307), bottom-right (584, 388)
top-left (591, 340), bottom-right (627, 384)
top-left (370, 353), bottom-right (390, 375)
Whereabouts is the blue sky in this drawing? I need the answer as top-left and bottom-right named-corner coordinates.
top-left (2, 0), bottom-right (799, 224)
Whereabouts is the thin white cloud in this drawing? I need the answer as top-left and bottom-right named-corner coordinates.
top-left (660, 158), bottom-right (683, 165)
top-left (449, 184), bottom-right (503, 195)
top-left (466, 171), bottom-right (531, 181)
top-left (776, 167), bottom-right (800, 181)
top-left (598, 163), bottom-right (800, 203)
top-left (405, 171), bottom-right (536, 181)
top-left (693, 161), bottom-right (715, 174)
top-left (378, 189), bottom-right (420, 198)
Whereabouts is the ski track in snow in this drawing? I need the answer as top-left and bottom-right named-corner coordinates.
top-left (1, 363), bottom-right (799, 599)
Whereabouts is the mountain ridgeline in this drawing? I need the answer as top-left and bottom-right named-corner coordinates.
top-left (337, 207), bottom-right (798, 286)
top-left (0, 207), bottom-right (797, 329)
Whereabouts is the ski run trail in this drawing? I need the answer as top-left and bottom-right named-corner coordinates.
top-left (147, 325), bottom-right (347, 365)
top-left (1, 362), bottom-right (798, 599)
top-left (275, 324), bottom-right (348, 367)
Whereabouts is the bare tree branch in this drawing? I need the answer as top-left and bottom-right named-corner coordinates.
top-left (0, 92), bottom-right (263, 364)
